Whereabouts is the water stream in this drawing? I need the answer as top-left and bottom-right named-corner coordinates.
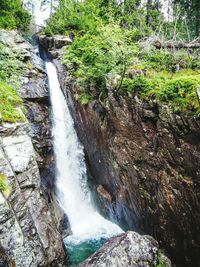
top-left (45, 60), bottom-right (123, 265)
top-left (26, 1), bottom-right (123, 264)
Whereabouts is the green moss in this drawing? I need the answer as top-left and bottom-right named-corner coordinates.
top-left (0, 81), bottom-right (25, 123)
top-left (156, 253), bottom-right (168, 267)
top-left (0, 173), bottom-right (11, 196)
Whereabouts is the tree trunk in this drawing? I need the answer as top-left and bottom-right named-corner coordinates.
top-left (146, 0), bottom-right (153, 25)
top-left (195, 0), bottom-right (200, 36)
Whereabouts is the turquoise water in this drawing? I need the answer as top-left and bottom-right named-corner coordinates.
top-left (65, 237), bottom-right (107, 266)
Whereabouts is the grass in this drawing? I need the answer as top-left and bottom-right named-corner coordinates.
top-left (121, 68), bottom-right (200, 115)
top-left (0, 81), bottom-right (25, 123)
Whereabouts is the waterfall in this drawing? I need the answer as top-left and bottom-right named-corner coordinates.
top-left (45, 60), bottom-right (123, 245)
top-left (23, 0), bottom-right (59, 29)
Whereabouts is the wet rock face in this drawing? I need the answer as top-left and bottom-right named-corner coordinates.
top-left (55, 62), bottom-right (200, 266)
top-left (80, 231), bottom-right (171, 267)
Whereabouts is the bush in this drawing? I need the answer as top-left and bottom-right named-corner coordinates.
top-left (121, 76), bottom-right (153, 93)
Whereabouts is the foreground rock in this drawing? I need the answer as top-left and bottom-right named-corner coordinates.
top-left (0, 122), bottom-right (66, 266)
top-left (80, 231), bottom-right (171, 267)
top-left (0, 30), bottom-right (67, 266)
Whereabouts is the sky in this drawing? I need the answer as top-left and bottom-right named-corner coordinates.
top-left (23, 0), bottom-right (174, 28)
top-left (141, 0), bottom-right (173, 21)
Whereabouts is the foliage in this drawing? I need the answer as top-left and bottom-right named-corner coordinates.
top-left (44, 0), bottom-right (104, 36)
top-left (0, 38), bottom-right (26, 123)
top-left (172, 0), bottom-right (200, 39)
top-left (44, 0), bottom-right (151, 37)
top-left (139, 48), bottom-right (193, 72)
top-left (64, 22), bottom-right (136, 94)
top-left (45, 0), bottom-right (200, 114)
top-left (121, 69), bottom-right (200, 114)
top-left (0, 80), bottom-right (25, 123)
top-left (79, 93), bottom-right (92, 105)
top-left (0, 0), bottom-right (31, 31)
top-left (45, 0), bottom-right (200, 40)
top-left (0, 43), bottom-right (25, 87)
top-left (0, 173), bottom-right (10, 195)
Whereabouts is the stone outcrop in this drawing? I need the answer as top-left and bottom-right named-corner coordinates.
top-left (53, 58), bottom-right (200, 267)
top-left (0, 30), bottom-right (67, 266)
top-left (39, 35), bottom-right (72, 59)
top-left (39, 35), bottom-right (72, 49)
top-left (80, 231), bottom-right (171, 267)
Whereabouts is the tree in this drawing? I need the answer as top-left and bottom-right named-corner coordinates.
top-left (0, 0), bottom-right (31, 31)
top-left (172, 0), bottom-right (200, 38)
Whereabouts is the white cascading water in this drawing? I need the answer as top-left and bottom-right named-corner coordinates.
top-left (45, 61), bottom-right (123, 243)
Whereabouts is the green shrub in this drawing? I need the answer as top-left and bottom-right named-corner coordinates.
top-left (140, 49), bottom-right (192, 72)
top-left (44, 25), bottom-right (54, 37)
top-left (121, 76), bottom-right (153, 93)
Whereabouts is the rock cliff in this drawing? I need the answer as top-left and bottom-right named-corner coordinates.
top-left (0, 30), bottom-right (67, 266)
top-left (51, 50), bottom-right (200, 267)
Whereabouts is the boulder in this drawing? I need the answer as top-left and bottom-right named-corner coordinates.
top-left (80, 231), bottom-right (171, 267)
